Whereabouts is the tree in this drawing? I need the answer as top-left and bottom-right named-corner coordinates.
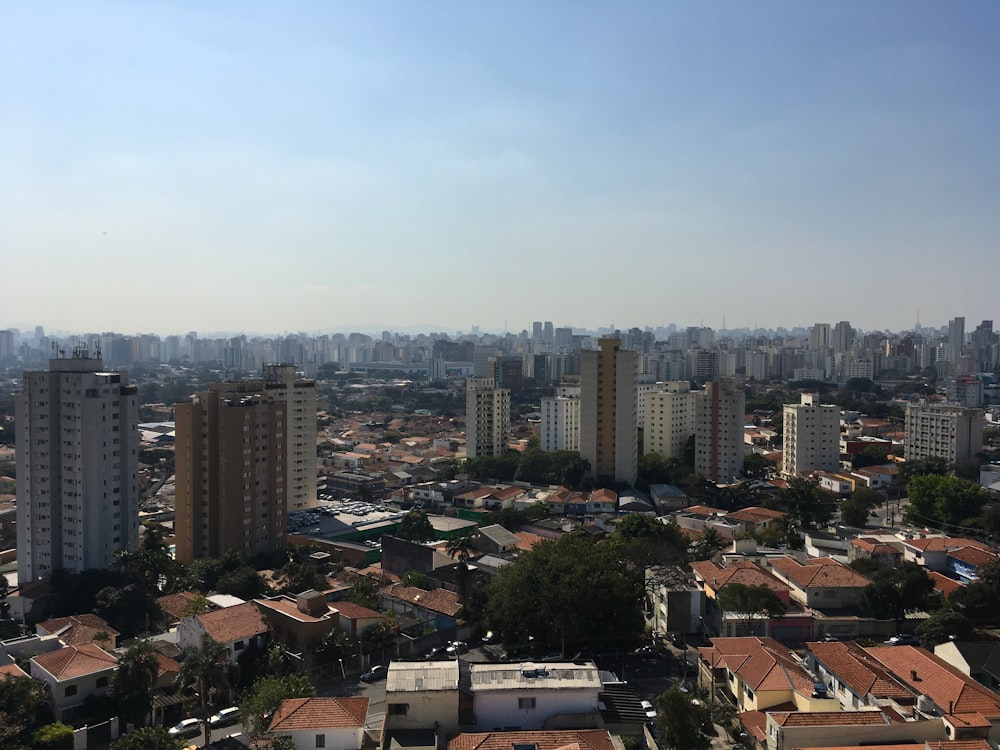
top-left (315, 629), bottom-right (358, 667)
top-left (916, 607), bottom-right (974, 649)
top-left (905, 474), bottom-right (989, 530)
top-left (111, 726), bottom-right (182, 750)
top-left (275, 561), bottom-right (327, 596)
top-left (446, 533), bottom-right (477, 562)
top-left (742, 453), bottom-right (773, 480)
top-left (692, 527), bottom-right (725, 561)
top-left (899, 456), bottom-right (949, 485)
top-left (347, 575), bottom-right (380, 610)
top-left (849, 557), bottom-right (888, 579)
top-left (396, 511), bottom-right (436, 541)
top-left (947, 582), bottom-right (999, 626)
top-left (176, 636), bottom-right (239, 747)
top-left (772, 478), bottom-right (836, 529)
top-left (839, 498), bottom-right (869, 528)
top-left (30, 723), bottom-right (73, 750)
top-left (654, 686), bottom-right (711, 750)
top-left (715, 583), bottom-right (787, 637)
top-left (0, 674), bottom-right (51, 749)
top-left (859, 562), bottom-right (934, 630)
top-left (401, 570), bottom-right (434, 589)
top-left (112, 640), bottom-right (161, 729)
top-left (239, 674), bottom-right (316, 737)
top-left (215, 565), bottom-right (268, 600)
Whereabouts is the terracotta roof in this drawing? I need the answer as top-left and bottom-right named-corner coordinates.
top-left (156, 652), bottom-right (181, 681)
top-left (698, 637), bottom-right (813, 694)
top-left (683, 505), bottom-right (728, 517)
top-left (32, 643), bottom-right (118, 681)
top-left (770, 557), bottom-right (870, 589)
top-left (725, 506), bottom-right (786, 524)
top-left (589, 488), bottom-right (617, 502)
top-left (948, 546), bottom-right (998, 567)
top-left (737, 710), bottom-right (770, 743)
top-left (268, 697), bottom-right (368, 732)
top-left (156, 591), bottom-right (203, 620)
top-left (927, 571), bottom-right (964, 598)
top-left (771, 710), bottom-right (890, 727)
top-left (865, 645), bottom-right (1000, 718)
top-left (903, 536), bottom-right (988, 553)
top-left (0, 663), bottom-right (30, 679)
top-left (197, 601), bottom-right (269, 645)
top-left (850, 537), bottom-right (901, 555)
top-left (448, 730), bottom-right (616, 750)
top-left (801, 744), bottom-right (924, 750)
top-left (691, 560), bottom-right (788, 593)
top-left (514, 531), bottom-right (545, 551)
top-left (382, 584), bottom-right (462, 617)
top-left (333, 601), bottom-right (387, 620)
top-left (806, 641), bottom-right (913, 702)
top-left (37, 613), bottom-right (120, 646)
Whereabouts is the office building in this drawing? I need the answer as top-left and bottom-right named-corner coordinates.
top-left (782, 394), bottom-right (840, 478)
top-left (580, 338), bottom-right (638, 485)
top-left (694, 379), bottom-right (745, 484)
top-left (904, 403), bottom-right (983, 465)
top-left (465, 377), bottom-right (510, 458)
top-left (173, 365), bottom-right (316, 564)
top-left (16, 348), bottom-right (140, 581)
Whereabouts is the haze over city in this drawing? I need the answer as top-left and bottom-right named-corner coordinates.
top-left (3, 1), bottom-right (999, 334)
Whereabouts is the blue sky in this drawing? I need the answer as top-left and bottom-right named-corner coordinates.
top-left (2, 1), bottom-right (998, 336)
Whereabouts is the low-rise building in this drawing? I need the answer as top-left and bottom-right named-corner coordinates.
top-left (178, 601), bottom-right (269, 662)
top-left (448, 729), bottom-right (617, 750)
top-left (385, 660), bottom-right (460, 737)
top-left (268, 697), bottom-right (369, 750)
top-left (30, 643), bottom-right (118, 721)
top-left (469, 662), bottom-right (602, 731)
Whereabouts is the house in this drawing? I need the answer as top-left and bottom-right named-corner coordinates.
top-left (764, 709), bottom-right (945, 750)
top-left (380, 584), bottom-right (462, 641)
top-left (587, 488), bottom-right (617, 514)
top-left (645, 565), bottom-right (703, 636)
top-left (35, 613), bottom-right (120, 649)
top-left (469, 662), bottom-right (603, 731)
top-left (934, 640), bottom-right (1000, 693)
top-left (385, 660), bottom-right (460, 737)
top-left (448, 729), bottom-right (617, 750)
top-left (848, 537), bottom-right (903, 567)
top-left (178, 601), bottom-right (269, 662)
top-left (30, 643), bottom-right (118, 721)
top-left (725, 506), bottom-right (787, 533)
top-left (155, 591), bottom-right (205, 623)
top-left (268, 697), bottom-right (369, 750)
top-left (255, 591), bottom-right (340, 664)
top-left (332, 601), bottom-right (390, 639)
top-left (768, 558), bottom-right (870, 610)
top-left (697, 637), bottom-right (839, 714)
top-left (477, 524), bottom-right (521, 555)
top-left (901, 537), bottom-right (996, 582)
top-left (805, 640), bottom-right (915, 712)
top-left (672, 505), bottom-right (739, 541)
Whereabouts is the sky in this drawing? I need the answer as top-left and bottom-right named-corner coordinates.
top-left (2, 1), bottom-right (999, 337)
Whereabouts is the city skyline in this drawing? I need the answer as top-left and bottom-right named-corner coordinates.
top-left (3, 2), bottom-right (999, 333)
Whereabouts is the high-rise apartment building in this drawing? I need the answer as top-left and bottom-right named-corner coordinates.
top-left (694, 379), bottom-right (745, 484)
top-left (904, 403), bottom-right (983, 465)
top-left (832, 321), bottom-right (854, 354)
top-left (16, 349), bottom-right (140, 581)
top-left (782, 394), bottom-right (840, 478)
top-left (539, 384), bottom-right (581, 452)
top-left (580, 338), bottom-right (638, 485)
top-left (173, 365), bottom-right (316, 564)
top-left (646, 381), bottom-right (697, 461)
top-left (465, 377), bottom-right (510, 458)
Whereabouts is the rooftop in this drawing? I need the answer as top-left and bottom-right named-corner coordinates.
top-left (268, 697), bottom-right (369, 732)
top-left (448, 730), bottom-right (615, 750)
top-left (469, 662), bottom-right (602, 692)
top-left (32, 643), bottom-right (118, 681)
top-left (386, 660), bottom-right (460, 692)
top-left (196, 601), bottom-right (269, 644)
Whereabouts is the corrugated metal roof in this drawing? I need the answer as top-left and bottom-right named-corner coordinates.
top-left (470, 662), bottom-right (601, 691)
top-left (386, 661), bottom-right (460, 692)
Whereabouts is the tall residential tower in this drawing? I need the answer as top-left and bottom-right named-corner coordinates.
top-left (580, 338), bottom-right (638, 486)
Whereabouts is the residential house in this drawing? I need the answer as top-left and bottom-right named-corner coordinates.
top-left (255, 591), bottom-right (340, 665)
top-left (469, 662), bottom-right (602, 731)
top-left (934, 641), bottom-right (1000, 693)
top-left (805, 641), bottom-right (915, 712)
top-left (178, 601), bottom-right (269, 662)
top-left (765, 709), bottom-right (945, 750)
top-left (384, 660), bottom-right (460, 737)
top-left (155, 591), bottom-right (205, 624)
top-left (448, 729), bottom-right (617, 750)
top-left (645, 565), bottom-right (703, 636)
top-left (268, 697), bottom-right (369, 750)
top-left (35, 613), bottom-right (120, 649)
top-left (767, 558), bottom-right (878, 640)
top-left (901, 537), bottom-right (997, 582)
top-left (587, 489), bottom-right (617, 514)
top-left (30, 643), bottom-right (118, 721)
top-left (848, 537), bottom-right (903, 567)
top-left (672, 505), bottom-right (740, 541)
top-left (725, 507), bottom-right (787, 535)
top-left (380, 584), bottom-right (462, 642)
top-left (477, 525), bottom-right (521, 555)
top-left (333, 601), bottom-right (390, 640)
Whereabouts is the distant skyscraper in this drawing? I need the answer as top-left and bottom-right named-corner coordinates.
top-left (580, 338), bottom-right (638, 485)
top-left (809, 323), bottom-right (831, 352)
top-left (16, 349), bottom-right (140, 581)
top-left (466, 377), bottom-right (510, 458)
top-left (782, 394), bottom-right (840, 478)
top-left (831, 321), bottom-right (854, 354)
top-left (948, 316), bottom-right (966, 356)
top-left (694, 379), bottom-right (745, 484)
top-left (173, 365), bottom-right (316, 564)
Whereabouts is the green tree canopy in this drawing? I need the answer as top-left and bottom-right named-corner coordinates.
top-left (396, 510), bottom-right (436, 541)
top-left (112, 726), bottom-right (183, 750)
top-left (715, 583), bottom-right (787, 637)
top-left (30, 723), bottom-right (74, 750)
top-left (904, 474), bottom-right (989, 529)
top-left (839, 498), bottom-right (869, 528)
top-left (770, 478), bottom-right (837, 529)
top-left (239, 674), bottom-right (316, 737)
top-left (859, 562), bottom-right (934, 629)
top-left (0, 673), bottom-right (51, 749)
top-left (112, 640), bottom-right (161, 728)
top-left (347, 575), bottom-right (380, 610)
top-left (916, 607), bottom-right (974, 649)
top-left (654, 686), bottom-right (712, 750)
top-left (176, 636), bottom-right (239, 746)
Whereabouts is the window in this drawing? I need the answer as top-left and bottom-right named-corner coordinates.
top-left (96, 676), bottom-right (108, 688)
top-left (234, 640), bottom-right (246, 651)
top-left (65, 685), bottom-right (78, 697)
top-left (388, 703), bottom-right (409, 716)
top-left (518, 697), bottom-right (536, 710)
top-left (316, 735), bottom-right (326, 748)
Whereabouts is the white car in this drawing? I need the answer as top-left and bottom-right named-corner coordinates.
top-left (640, 700), bottom-right (657, 720)
top-left (209, 706), bottom-right (240, 728)
top-left (168, 718), bottom-right (202, 739)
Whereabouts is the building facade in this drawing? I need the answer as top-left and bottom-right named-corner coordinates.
top-left (465, 377), bottom-right (511, 458)
top-left (173, 365), bottom-right (316, 563)
top-left (539, 385), bottom-right (581, 452)
top-left (16, 350), bottom-right (140, 581)
top-left (782, 394), bottom-right (840, 477)
top-left (580, 338), bottom-right (638, 485)
top-left (694, 379), bottom-right (745, 484)
top-left (646, 381), bottom-right (697, 461)
top-left (904, 403), bottom-right (983, 465)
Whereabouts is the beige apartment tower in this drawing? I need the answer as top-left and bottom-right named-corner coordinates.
top-left (782, 393), bottom-right (840, 477)
top-left (904, 403), bottom-right (983, 465)
top-left (695, 379), bottom-right (745, 484)
top-left (580, 338), bottom-right (638, 486)
top-left (465, 377), bottom-right (511, 458)
top-left (173, 365), bottom-right (316, 564)
top-left (646, 381), bottom-right (698, 461)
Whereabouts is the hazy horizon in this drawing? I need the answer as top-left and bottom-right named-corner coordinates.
top-left (3, 2), bottom-right (998, 334)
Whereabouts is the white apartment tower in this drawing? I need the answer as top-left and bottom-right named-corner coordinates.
top-left (540, 385), bottom-right (581, 452)
top-left (646, 381), bottom-right (698, 461)
top-left (904, 403), bottom-right (983, 465)
top-left (466, 377), bottom-right (510, 458)
top-left (694, 379), bottom-right (745, 484)
top-left (16, 349), bottom-right (140, 581)
top-left (782, 393), bottom-right (840, 478)
top-left (580, 338), bottom-right (638, 485)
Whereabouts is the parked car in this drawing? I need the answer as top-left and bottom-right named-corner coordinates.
top-left (208, 707), bottom-right (240, 728)
top-left (887, 634), bottom-right (919, 646)
top-left (634, 645), bottom-right (658, 658)
top-left (424, 646), bottom-right (447, 660)
top-left (446, 641), bottom-right (468, 655)
top-left (480, 630), bottom-right (498, 645)
top-left (361, 665), bottom-right (387, 682)
top-left (640, 700), bottom-right (658, 720)
top-left (667, 632), bottom-right (686, 649)
top-left (168, 718), bottom-right (202, 739)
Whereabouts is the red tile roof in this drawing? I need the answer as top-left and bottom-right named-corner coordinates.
top-left (32, 643), bottom-right (118, 681)
top-left (156, 591), bottom-right (203, 620)
top-left (449, 730), bottom-right (616, 750)
top-left (0, 663), bottom-right (30, 679)
top-left (770, 557), bottom-right (870, 589)
top-left (806, 641), bottom-right (913, 702)
top-left (382, 584), bottom-right (462, 617)
top-left (37, 613), bottom-right (120, 646)
top-left (268, 697), bottom-right (368, 732)
top-left (927, 571), bottom-right (964, 598)
top-left (725, 506), bottom-right (786, 524)
top-left (771, 710), bottom-right (890, 727)
top-left (197, 601), bottom-right (269, 645)
top-left (699, 637), bottom-right (813, 695)
top-left (333, 601), bottom-right (387, 620)
top-left (691, 560), bottom-right (788, 593)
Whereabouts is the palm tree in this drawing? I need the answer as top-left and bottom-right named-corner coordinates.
top-left (446, 533), bottom-right (477, 562)
top-left (112, 640), bottom-right (161, 728)
top-left (177, 636), bottom-right (240, 746)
